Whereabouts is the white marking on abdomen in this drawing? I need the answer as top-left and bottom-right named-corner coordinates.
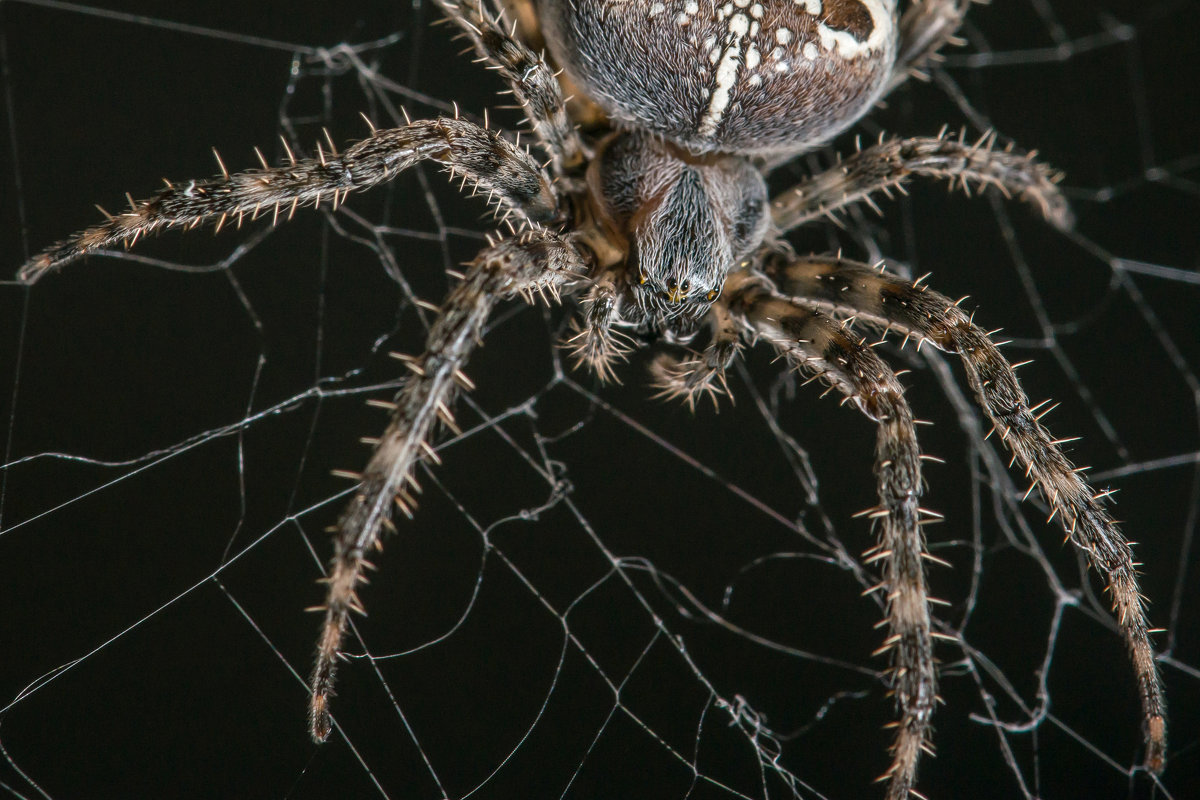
top-left (817, 0), bottom-right (895, 60)
top-left (699, 12), bottom-right (751, 136)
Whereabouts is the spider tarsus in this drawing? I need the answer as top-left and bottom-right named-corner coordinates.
top-left (16, 255), bottom-right (53, 285)
top-left (310, 695), bottom-right (333, 743)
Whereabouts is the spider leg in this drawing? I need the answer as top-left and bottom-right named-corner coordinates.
top-left (309, 229), bottom-right (588, 742)
top-left (724, 271), bottom-right (937, 800)
top-left (649, 301), bottom-right (741, 410)
top-left (770, 130), bottom-right (1072, 235)
top-left (434, 0), bottom-right (587, 171)
top-left (764, 251), bottom-right (1168, 773)
top-left (18, 116), bottom-right (559, 282)
top-left (886, 0), bottom-right (976, 94)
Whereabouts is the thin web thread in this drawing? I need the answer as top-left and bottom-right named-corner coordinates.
top-left (1, 1), bottom-right (1197, 798)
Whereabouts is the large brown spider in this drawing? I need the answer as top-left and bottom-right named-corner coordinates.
top-left (16, 0), bottom-right (1166, 796)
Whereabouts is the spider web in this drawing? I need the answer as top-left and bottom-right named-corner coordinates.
top-left (1, 0), bottom-right (1197, 797)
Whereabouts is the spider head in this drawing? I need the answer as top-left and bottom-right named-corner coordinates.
top-left (595, 133), bottom-right (769, 332)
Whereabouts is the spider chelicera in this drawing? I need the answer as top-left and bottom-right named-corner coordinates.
top-left (17, 0), bottom-right (1166, 796)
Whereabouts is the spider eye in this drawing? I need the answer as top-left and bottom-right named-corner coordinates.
top-left (706, 290), bottom-right (717, 302)
top-left (639, 272), bottom-right (648, 285)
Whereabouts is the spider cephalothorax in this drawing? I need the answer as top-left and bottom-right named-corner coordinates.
top-left (17, 1), bottom-right (1168, 797)
top-left (589, 132), bottom-right (769, 330)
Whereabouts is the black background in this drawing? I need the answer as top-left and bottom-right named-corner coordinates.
top-left (1, 1), bottom-right (1198, 798)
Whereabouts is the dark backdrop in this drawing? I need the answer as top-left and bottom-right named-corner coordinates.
top-left (1, 1), bottom-right (1198, 798)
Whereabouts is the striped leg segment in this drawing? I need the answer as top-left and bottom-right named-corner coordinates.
top-left (765, 252), bottom-right (1168, 773)
top-left (725, 271), bottom-right (938, 800)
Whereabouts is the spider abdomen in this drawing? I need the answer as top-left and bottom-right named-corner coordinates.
top-left (537, 0), bottom-right (897, 154)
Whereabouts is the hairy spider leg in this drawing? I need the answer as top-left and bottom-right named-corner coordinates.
top-left (889, 0), bottom-right (977, 91)
top-left (725, 272), bottom-right (938, 800)
top-left (18, 117), bottom-right (559, 282)
top-left (563, 267), bottom-right (639, 383)
top-left (770, 132), bottom-right (1073, 235)
top-left (435, 0), bottom-right (587, 171)
top-left (766, 252), bottom-right (1169, 773)
top-left (648, 300), bottom-right (742, 410)
top-left (310, 230), bottom-right (588, 741)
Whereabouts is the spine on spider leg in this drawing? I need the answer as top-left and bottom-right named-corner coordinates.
top-left (725, 274), bottom-right (937, 800)
top-left (17, 117), bottom-right (558, 283)
top-left (767, 254), bottom-right (1169, 773)
top-left (309, 231), bottom-right (586, 742)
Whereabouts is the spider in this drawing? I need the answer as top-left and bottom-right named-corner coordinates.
top-left (16, 0), bottom-right (1167, 796)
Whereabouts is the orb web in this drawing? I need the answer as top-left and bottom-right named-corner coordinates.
top-left (1, 1), bottom-right (1197, 797)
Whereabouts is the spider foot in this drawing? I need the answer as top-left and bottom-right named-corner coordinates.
top-left (564, 319), bottom-right (633, 383)
top-left (564, 271), bottom-right (633, 382)
top-left (649, 351), bottom-right (731, 412)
